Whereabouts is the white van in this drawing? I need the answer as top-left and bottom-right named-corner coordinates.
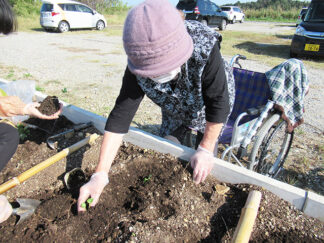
top-left (40, 0), bottom-right (107, 32)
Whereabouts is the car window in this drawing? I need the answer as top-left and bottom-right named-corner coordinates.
top-left (76, 5), bottom-right (93, 13)
top-left (41, 3), bottom-right (53, 12)
top-left (300, 9), bottom-right (307, 15)
top-left (210, 2), bottom-right (219, 12)
top-left (221, 7), bottom-right (231, 11)
top-left (304, 2), bottom-right (324, 22)
top-left (64, 4), bottom-right (77, 12)
top-left (176, 0), bottom-right (197, 10)
top-left (58, 4), bottom-right (65, 10)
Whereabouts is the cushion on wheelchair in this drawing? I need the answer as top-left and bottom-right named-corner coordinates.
top-left (229, 68), bottom-right (271, 124)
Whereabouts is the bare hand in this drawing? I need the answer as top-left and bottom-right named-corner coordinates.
top-left (23, 102), bottom-right (63, 120)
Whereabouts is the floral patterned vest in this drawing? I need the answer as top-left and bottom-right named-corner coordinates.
top-left (136, 21), bottom-right (225, 137)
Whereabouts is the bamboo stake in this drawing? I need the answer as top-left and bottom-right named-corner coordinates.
top-left (0, 133), bottom-right (99, 194)
top-left (232, 190), bottom-right (262, 243)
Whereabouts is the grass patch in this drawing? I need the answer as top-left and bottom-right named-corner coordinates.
top-left (246, 17), bottom-right (296, 23)
top-left (88, 60), bottom-right (100, 63)
top-left (105, 25), bottom-right (123, 36)
top-left (36, 86), bottom-right (45, 92)
top-left (102, 63), bottom-right (118, 67)
top-left (221, 30), bottom-right (324, 70)
top-left (0, 64), bottom-right (36, 81)
top-left (104, 11), bottom-right (128, 25)
top-left (109, 48), bottom-right (124, 55)
top-left (44, 80), bottom-right (62, 85)
top-left (17, 15), bottom-right (43, 32)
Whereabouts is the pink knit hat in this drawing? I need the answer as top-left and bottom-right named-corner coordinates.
top-left (123, 0), bottom-right (193, 78)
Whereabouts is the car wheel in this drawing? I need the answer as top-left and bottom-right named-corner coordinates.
top-left (58, 21), bottom-right (69, 33)
top-left (219, 19), bottom-right (226, 30)
top-left (240, 17), bottom-right (244, 23)
top-left (96, 20), bottom-right (105, 30)
top-left (200, 19), bottom-right (207, 26)
top-left (232, 17), bottom-right (236, 24)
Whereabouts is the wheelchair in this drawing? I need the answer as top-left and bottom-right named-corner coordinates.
top-left (215, 54), bottom-right (295, 178)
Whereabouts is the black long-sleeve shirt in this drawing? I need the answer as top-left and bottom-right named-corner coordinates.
top-left (105, 43), bottom-right (229, 134)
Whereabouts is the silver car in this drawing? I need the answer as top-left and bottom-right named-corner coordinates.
top-left (40, 0), bottom-right (107, 33)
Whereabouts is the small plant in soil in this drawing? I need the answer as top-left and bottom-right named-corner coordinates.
top-left (37, 96), bottom-right (60, 115)
top-left (143, 174), bottom-right (152, 184)
top-left (61, 87), bottom-right (68, 93)
top-left (81, 198), bottom-right (94, 210)
top-left (23, 73), bottom-right (32, 78)
top-left (17, 124), bottom-right (30, 141)
top-left (35, 86), bottom-right (45, 92)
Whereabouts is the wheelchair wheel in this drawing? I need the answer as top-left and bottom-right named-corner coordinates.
top-left (248, 113), bottom-right (294, 178)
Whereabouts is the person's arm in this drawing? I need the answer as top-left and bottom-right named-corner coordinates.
top-left (78, 67), bottom-right (145, 212)
top-left (0, 96), bottom-right (26, 117)
top-left (200, 42), bottom-right (230, 152)
top-left (0, 96), bottom-right (62, 119)
top-left (190, 42), bottom-right (230, 184)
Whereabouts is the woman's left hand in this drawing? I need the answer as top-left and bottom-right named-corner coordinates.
top-left (190, 145), bottom-right (214, 184)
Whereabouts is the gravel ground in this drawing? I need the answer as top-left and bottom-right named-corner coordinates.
top-left (0, 22), bottom-right (323, 194)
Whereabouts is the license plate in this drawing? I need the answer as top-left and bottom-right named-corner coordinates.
top-left (304, 44), bottom-right (320, 52)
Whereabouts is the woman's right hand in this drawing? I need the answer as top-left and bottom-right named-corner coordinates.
top-left (77, 171), bottom-right (109, 212)
top-left (0, 195), bottom-right (12, 223)
top-left (23, 102), bottom-right (63, 120)
top-left (0, 96), bottom-right (63, 119)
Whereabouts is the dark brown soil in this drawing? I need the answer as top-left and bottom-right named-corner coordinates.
top-left (37, 96), bottom-right (60, 116)
top-left (0, 118), bottom-right (323, 242)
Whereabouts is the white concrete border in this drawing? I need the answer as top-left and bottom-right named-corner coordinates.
top-left (1, 79), bottom-right (324, 222)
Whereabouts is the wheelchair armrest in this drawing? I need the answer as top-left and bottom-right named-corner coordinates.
top-left (246, 105), bottom-right (265, 116)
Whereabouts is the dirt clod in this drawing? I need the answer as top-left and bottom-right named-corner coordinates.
top-left (37, 96), bottom-right (60, 115)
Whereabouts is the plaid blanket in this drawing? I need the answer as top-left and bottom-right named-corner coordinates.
top-left (265, 58), bottom-right (309, 132)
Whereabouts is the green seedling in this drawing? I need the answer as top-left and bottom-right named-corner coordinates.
top-left (23, 73), bottom-right (32, 78)
top-left (61, 87), bottom-right (68, 93)
top-left (36, 85), bottom-right (45, 92)
top-left (81, 198), bottom-right (94, 210)
top-left (143, 174), bottom-right (152, 183)
top-left (17, 124), bottom-right (30, 141)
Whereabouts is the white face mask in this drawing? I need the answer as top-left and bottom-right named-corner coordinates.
top-left (151, 67), bottom-right (181, 84)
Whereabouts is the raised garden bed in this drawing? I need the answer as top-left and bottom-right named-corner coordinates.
top-left (0, 115), bottom-right (323, 242)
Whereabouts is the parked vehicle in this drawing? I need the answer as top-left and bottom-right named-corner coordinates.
top-left (176, 0), bottom-right (229, 30)
top-left (290, 0), bottom-right (324, 58)
top-left (296, 7), bottom-right (308, 26)
top-left (40, 0), bottom-right (107, 33)
top-left (221, 6), bottom-right (245, 24)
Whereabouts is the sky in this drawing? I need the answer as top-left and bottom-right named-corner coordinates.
top-left (124, 0), bottom-right (257, 7)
